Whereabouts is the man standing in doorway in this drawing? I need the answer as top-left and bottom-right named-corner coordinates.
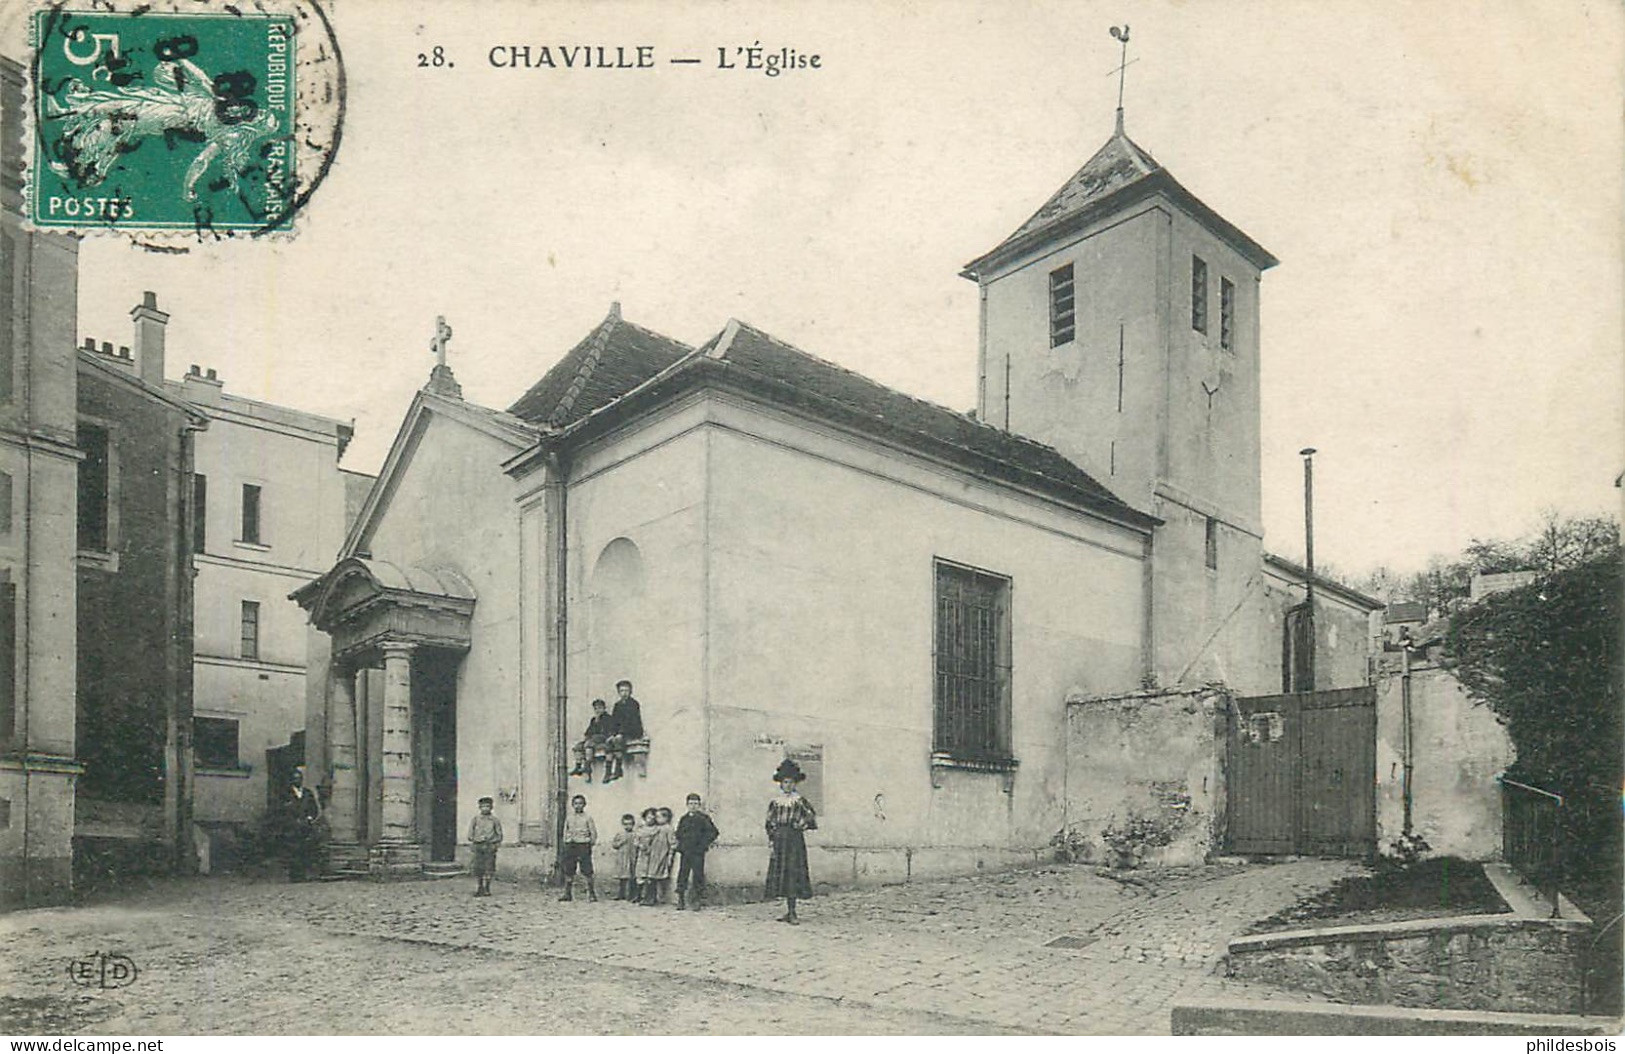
top-left (605, 679), bottom-right (643, 783)
top-left (281, 767), bottom-right (323, 882)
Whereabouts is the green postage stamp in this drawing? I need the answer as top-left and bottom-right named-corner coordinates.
top-left (27, 2), bottom-right (344, 237)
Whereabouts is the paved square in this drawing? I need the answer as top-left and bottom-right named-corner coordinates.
top-left (1, 859), bottom-right (1355, 1034)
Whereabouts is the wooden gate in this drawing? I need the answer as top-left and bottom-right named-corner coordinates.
top-left (1226, 687), bottom-right (1376, 857)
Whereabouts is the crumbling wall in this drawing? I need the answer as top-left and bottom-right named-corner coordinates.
top-left (1061, 686), bottom-right (1229, 866)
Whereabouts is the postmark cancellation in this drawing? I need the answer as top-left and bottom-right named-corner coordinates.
top-left (25, 0), bottom-right (343, 239)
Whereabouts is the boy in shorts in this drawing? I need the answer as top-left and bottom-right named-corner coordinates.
top-left (559, 793), bottom-right (598, 902)
top-left (468, 796), bottom-right (502, 897)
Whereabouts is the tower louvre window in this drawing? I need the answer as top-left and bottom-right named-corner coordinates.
top-left (1205, 516), bottom-right (1219, 570)
top-left (1048, 264), bottom-right (1076, 347)
top-left (1191, 256), bottom-right (1209, 334)
top-left (1220, 277), bottom-right (1235, 350)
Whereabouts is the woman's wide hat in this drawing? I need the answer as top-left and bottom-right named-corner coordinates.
top-left (772, 758), bottom-right (806, 784)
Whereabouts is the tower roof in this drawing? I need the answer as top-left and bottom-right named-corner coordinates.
top-left (961, 127), bottom-right (1278, 280)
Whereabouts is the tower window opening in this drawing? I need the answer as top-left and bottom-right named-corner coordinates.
top-left (1220, 277), bottom-right (1235, 350)
top-left (1191, 256), bottom-right (1209, 334)
top-left (1049, 264), bottom-right (1076, 347)
top-left (1205, 516), bottom-right (1219, 570)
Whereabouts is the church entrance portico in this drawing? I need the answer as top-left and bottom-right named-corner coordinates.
top-left (292, 558), bottom-right (476, 877)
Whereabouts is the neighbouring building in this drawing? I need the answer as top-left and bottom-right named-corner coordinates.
top-left (293, 105), bottom-right (1392, 886)
top-left (160, 344), bottom-right (369, 848)
top-left (72, 323), bottom-right (207, 883)
top-left (0, 54), bottom-right (83, 907)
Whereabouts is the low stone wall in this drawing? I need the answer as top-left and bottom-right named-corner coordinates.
top-left (1061, 686), bottom-right (1228, 866)
top-left (1228, 913), bottom-right (1591, 1014)
top-left (1171, 998), bottom-right (1619, 1036)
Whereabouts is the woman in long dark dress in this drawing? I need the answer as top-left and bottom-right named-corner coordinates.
top-left (764, 758), bottom-right (817, 924)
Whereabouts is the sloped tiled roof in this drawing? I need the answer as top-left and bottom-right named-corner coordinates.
top-left (712, 323), bottom-right (1143, 519)
top-left (962, 127), bottom-right (1277, 277)
top-left (514, 308), bottom-right (1151, 526)
top-left (506, 305), bottom-right (692, 426)
top-left (1006, 130), bottom-right (1161, 244)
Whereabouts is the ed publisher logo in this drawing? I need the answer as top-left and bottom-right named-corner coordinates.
top-left (67, 952), bottom-right (139, 989)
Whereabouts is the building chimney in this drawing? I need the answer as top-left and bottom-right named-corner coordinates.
top-left (130, 290), bottom-right (169, 386)
top-left (181, 361), bottom-right (224, 407)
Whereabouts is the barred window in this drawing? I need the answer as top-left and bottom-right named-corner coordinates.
top-left (1220, 277), bottom-right (1235, 350)
top-left (1191, 256), bottom-right (1209, 334)
top-left (1049, 264), bottom-right (1076, 347)
top-left (933, 561), bottom-right (1012, 761)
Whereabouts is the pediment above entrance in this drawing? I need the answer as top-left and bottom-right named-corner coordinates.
top-left (293, 556), bottom-right (475, 660)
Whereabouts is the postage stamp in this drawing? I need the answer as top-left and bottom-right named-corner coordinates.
top-left (26, 1), bottom-right (344, 238)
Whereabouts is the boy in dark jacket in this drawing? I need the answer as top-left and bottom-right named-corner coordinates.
top-left (674, 792), bottom-right (719, 910)
top-left (570, 698), bottom-right (614, 781)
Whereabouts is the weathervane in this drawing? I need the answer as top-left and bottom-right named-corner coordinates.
top-left (1108, 24), bottom-right (1134, 133)
top-left (430, 315), bottom-right (453, 368)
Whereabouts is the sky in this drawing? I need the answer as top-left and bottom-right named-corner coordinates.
top-left (42, 0), bottom-right (1625, 578)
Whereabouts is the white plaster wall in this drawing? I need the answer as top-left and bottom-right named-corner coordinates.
top-left (192, 659), bottom-right (304, 823)
top-left (557, 402), bottom-right (711, 859)
top-left (364, 412), bottom-right (525, 845)
top-left (194, 560), bottom-right (311, 667)
top-left (192, 415), bottom-right (346, 574)
top-left (979, 208), bottom-right (1163, 508)
top-left (701, 396), bottom-right (1147, 885)
top-left (1375, 659), bottom-right (1514, 860)
top-left (1163, 208), bottom-right (1262, 527)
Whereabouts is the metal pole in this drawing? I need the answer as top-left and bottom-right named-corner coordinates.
top-left (1400, 637), bottom-right (1414, 834)
top-left (1300, 447), bottom-right (1317, 692)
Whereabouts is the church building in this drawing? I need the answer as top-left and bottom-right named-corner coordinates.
top-left (294, 110), bottom-right (1382, 884)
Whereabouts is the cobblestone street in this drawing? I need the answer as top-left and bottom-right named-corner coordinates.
top-left (1, 859), bottom-right (1356, 1035)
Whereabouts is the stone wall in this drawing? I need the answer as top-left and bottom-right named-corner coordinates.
top-left (1227, 914), bottom-right (1589, 1014)
top-left (1061, 686), bottom-right (1228, 866)
top-left (1374, 652), bottom-right (1514, 860)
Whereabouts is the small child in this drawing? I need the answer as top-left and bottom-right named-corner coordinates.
top-left (468, 796), bottom-right (503, 898)
top-left (611, 813), bottom-right (637, 901)
top-left (641, 806), bottom-right (677, 906)
top-left (569, 699), bottom-right (614, 782)
top-left (674, 793), bottom-right (720, 910)
top-left (559, 793), bottom-right (598, 902)
top-left (632, 807), bottom-right (660, 906)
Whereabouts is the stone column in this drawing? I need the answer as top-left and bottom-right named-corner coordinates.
top-left (371, 641), bottom-right (422, 875)
top-left (325, 663), bottom-right (364, 871)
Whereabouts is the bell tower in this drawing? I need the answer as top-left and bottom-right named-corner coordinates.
top-left (960, 61), bottom-right (1278, 687)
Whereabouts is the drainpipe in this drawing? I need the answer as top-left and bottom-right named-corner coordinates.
top-left (545, 451), bottom-right (569, 879)
top-left (1400, 632), bottom-right (1414, 835)
top-left (1299, 447), bottom-right (1317, 692)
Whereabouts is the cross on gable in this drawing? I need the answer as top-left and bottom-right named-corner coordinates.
top-left (430, 315), bottom-right (453, 368)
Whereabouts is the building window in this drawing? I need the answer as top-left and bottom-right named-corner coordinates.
top-left (194, 716), bottom-right (240, 770)
top-left (240, 483), bottom-right (261, 545)
top-left (1220, 277), bottom-right (1235, 351)
top-left (0, 471), bottom-right (11, 536)
top-left (1048, 263), bottom-right (1076, 347)
top-left (77, 423), bottom-right (111, 551)
top-left (192, 474), bottom-right (207, 554)
top-left (240, 600), bottom-right (260, 661)
top-left (1205, 516), bottom-right (1219, 570)
top-left (933, 560), bottom-right (1013, 761)
top-left (1191, 256), bottom-right (1208, 334)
